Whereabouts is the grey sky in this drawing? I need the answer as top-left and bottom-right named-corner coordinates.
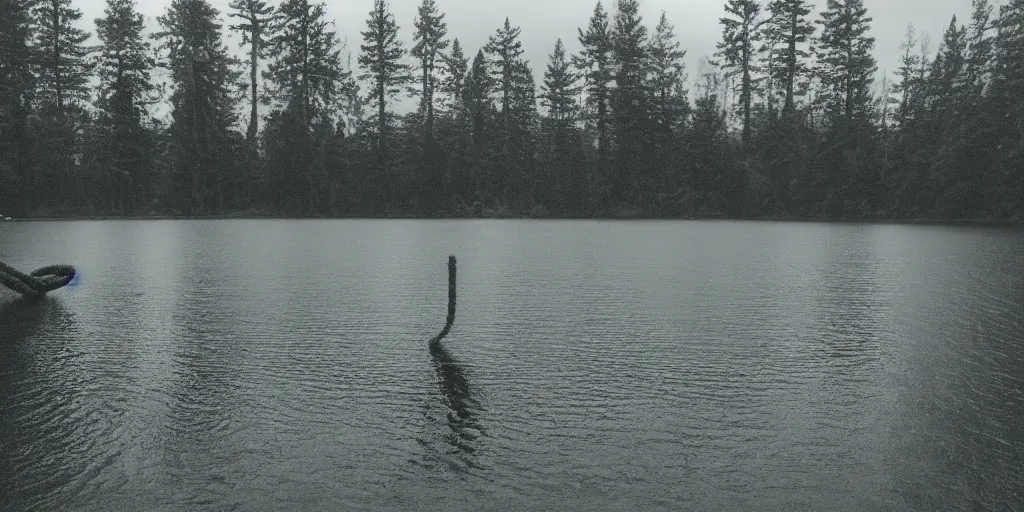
top-left (75, 0), bottom-right (975, 112)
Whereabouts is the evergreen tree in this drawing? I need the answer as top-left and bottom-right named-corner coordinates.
top-left (154, 0), bottom-right (242, 214)
top-left (30, 0), bottom-right (93, 213)
top-left (610, 0), bottom-right (649, 203)
top-left (814, 0), bottom-right (877, 128)
top-left (573, 1), bottom-right (614, 176)
top-left (0, 0), bottom-right (37, 214)
top-left (930, 16), bottom-right (967, 114)
top-left (439, 37), bottom-right (468, 112)
top-left (506, 58), bottom-right (538, 205)
top-left (269, 0), bottom-right (348, 127)
top-left (410, 0), bottom-right (449, 213)
top-left (484, 16), bottom-right (525, 176)
top-left (717, 0), bottom-right (762, 142)
top-left (983, 0), bottom-right (1024, 215)
top-left (893, 24), bottom-right (920, 128)
top-left (647, 12), bottom-right (688, 131)
top-left (229, 0), bottom-right (276, 144)
top-left (411, 0), bottom-right (448, 135)
top-left (540, 38), bottom-right (583, 211)
top-left (463, 49), bottom-right (496, 191)
top-left (963, 0), bottom-right (994, 99)
top-left (763, 0), bottom-right (815, 117)
top-left (33, 0), bottom-right (92, 113)
top-left (645, 12), bottom-right (689, 212)
top-left (541, 38), bottom-right (580, 127)
top-left (813, 0), bottom-right (879, 217)
top-left (359, 0), bottom-right (411, 175)
top-left (265, 0), bottom-right (350, 213)
top-left (94, 0), bottom-right (156, 212)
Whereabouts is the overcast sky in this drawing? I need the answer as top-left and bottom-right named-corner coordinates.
top-left (73, 0), bottom-right (975, 112)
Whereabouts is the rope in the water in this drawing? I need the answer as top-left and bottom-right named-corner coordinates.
top-left (429, 255), bottom-right (457, 346)
top-left (0, 261), bottom-right (76, 298)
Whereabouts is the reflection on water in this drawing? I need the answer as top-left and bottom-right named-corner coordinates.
top-left (0, 297), bottom-right (88, 512)
top-left (429, 341), bottom-right (484, 457)
top-left (1, 220), bottom-right (1023, 511)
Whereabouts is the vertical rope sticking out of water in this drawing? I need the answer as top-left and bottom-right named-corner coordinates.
top-left (429, 255), bottom-right (456, 346)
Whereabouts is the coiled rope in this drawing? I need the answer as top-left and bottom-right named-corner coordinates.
top-left (0, 261), bottom-right (77, 298)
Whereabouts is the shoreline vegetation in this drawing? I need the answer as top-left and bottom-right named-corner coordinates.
top-left (3, 0), bottom-right (1023, 224)
top-left (7, 209), bottom-right (1022, 227)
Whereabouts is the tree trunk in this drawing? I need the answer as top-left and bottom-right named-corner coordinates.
top-left (248, 32), bottom-right (259, 143)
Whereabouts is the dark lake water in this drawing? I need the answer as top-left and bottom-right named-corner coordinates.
top-left (2, 220), bottom-right (1023, 511)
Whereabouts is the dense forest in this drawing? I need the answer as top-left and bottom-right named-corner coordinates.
top-left (0, 0), bottom-right (1021, 221)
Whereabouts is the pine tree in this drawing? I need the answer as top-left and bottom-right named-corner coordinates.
top-left (573, 1), bottom-right (614, 177)
top-left (717, 0), bottom-right (762, 142)
top-left (985, 0), bottom-right (1024, 215)
top-left (30, 0), bottom-right (93, 213)
top-left (229, 0), bottom-right (276, 144)
top-left (763, 0), bottom-right (815, 117)
top-left (540, 38), bottom-right (582, 210)
top-left (409, 0), bottom-right (449, 214)
top-left (812, 0), bottom-right (879, 217)
top-left (610, 0), bottom-right (649, 203)
top-left (411, 0), bottom-right (448, 135)
top-left (265, 0), bottom-right (350, 213)
top-left (439, 38), bottom-right (468, 112)
top-left (94, 0), bottom-right (156, 212)
top-left (270, 0), bottom-right (348, 127)
top-left (814, 0), bottom-right (877, 128)
top-left (484, 16), bottom-right (525, 174)
top-left (0, 0), bottom-right (37, 214)
top-left (963, 0), bottom-right (994, 99)
top-left (541, 38), bottom-right (580, 127)
top-left (931, 16), bottom-right (967, 114)
top-left (33, 0), bottom-right (92, 114)
top-left (154, 0), bottom-right (242, 214)
top-left (645, 12), bottom-right (689, 211)
top-left (506, 58), bottom-right (538, 204)
top-left (647, 12), bottom-right (688, 131)
top-left (359, 0), bottom-right (411, 173)
top-left (464, 51), bottom-right (494, 151)
top-left (893, 24), bottom-right (920, 128)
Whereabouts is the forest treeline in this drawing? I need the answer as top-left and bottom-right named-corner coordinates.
top-left (0, 0), bottom-right (1022, 220)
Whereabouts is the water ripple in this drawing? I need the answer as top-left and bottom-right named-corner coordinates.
top-left (2, 220), bottom-right (1023, 510)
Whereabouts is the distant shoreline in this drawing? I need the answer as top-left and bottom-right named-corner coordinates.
top-left (3, 211), bottom-right (1021, 227)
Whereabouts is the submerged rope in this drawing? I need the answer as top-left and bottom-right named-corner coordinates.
top-left (0, 261), bottom-right (76, 298)
top-left (429, 255), bottom-right (457, 346)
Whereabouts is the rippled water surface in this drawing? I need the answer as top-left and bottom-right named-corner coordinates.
top-left (2, 220), bottom-right (1023, 511)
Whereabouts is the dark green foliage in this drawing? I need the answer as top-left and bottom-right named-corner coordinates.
top-left (541, 38), bottom-right (579, 127)
top-left (539, 39), bottom-right (586, 213)
top-left (484, 16), bottom-right (527, 193)
top-left (438, 38), bottom-right (468, 112)
top-left (717, 0), bottom-right (762, 142)
top-left (410, 0), bottom-right (449, 213)
top-left (763, 0), bottom-right (815, 117)
top-left (264, 0), bottom-right (352, 214)
top-left (814, 0), bottom-right (877, 128)
top-left (154, 0), bottom-right (242, 215)
top-left (0, 0), bottom-right (37, 215)
top-left (229, 0), bottom-right (276, 144)
top-left (0, 0), bottom-right (1020, 223)
top-left (411, 0), bottom-right (448, 131)
top-left (34, 0), bottom-right (92, 113)
top-left (26, 0), bottom-right (93, 215)
top-left (359, 0), bottom-right (411, 180)
top-left (93, 0), bottom-right (156, 213)
top-left (573, 1), bottom-right (614, 182)
top-left (610, 0), bottom-right (649, 205)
